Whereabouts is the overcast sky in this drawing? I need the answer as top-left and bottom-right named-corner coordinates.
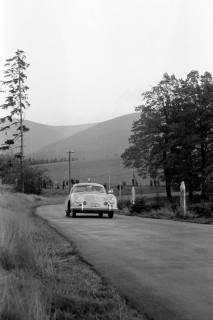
top-left (1, 0), bottom-right (213, 125)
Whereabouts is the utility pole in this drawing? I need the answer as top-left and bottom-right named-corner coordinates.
top-left (108, 175), bottom-right (111, 191)
top-left (67, 151), bottom-right (75, 191)
top-left (119, 182), bottom-right (122, 199)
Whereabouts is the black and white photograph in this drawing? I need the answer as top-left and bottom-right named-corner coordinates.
top-left (0, 1), bottom-right (213, 319)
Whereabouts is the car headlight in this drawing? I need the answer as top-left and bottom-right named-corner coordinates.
top-left (72, 197), bottom-right (83, 205)
top-left (73, 201), bottom-right (81, 206)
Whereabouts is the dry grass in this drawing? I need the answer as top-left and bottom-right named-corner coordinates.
top-left (0, 191), bottom-right (145, 320)
top-left (118, 198), bottom-right (213, 225)
top-left (0, 193), bottom-right (52, 320)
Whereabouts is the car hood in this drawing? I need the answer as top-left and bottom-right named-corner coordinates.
top-left (71, 192), bottom-right (110, 202)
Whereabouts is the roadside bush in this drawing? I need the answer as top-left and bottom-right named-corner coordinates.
top-left (188, 202), bottom-right (213, 218)
top-left (150, 196), bottom-right (165, 211)
top-left (1, 159), bottom-right (47, 194)
top-left (117, 199), bottom-right (131, 210)
top-left (190, 194), bottom-right (202, 203)
top-left (170, 201), bottom-right (179, 213)
top-left (175, 208), bottom-right (192, 219)
top-left (129, 197), bottom-right (151, 214)
top-left (22, 166), bottom-right (44, 194)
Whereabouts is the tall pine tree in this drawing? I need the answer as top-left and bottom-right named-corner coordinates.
top-left (0, 49), bottom-right (30, 192)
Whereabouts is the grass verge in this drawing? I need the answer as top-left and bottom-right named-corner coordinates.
top-left (0, 191), bottom-right (145, 320)
top-left (118, 196), bottom-right (213, 224)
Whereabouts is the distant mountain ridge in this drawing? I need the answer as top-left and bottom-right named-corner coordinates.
top-left (0, 120), bottom-right (96, 155)
top-left (33, 113), bottom-right (139, 161)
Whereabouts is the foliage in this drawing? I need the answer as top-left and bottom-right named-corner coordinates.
top-left (129, 197), bottom-right (151, 214)
top-left (188, 202), bottom-right (213, 218)
top-left (122, 71), bottom-right (213, 202)
top-left (0, 49), bottom-right (30, 149)
top-left (117, 199), bottom-right (131, 210)
top-left (0, 49), bottom-right (30, 192)
top-left (21, 166), bottom-right (44, 194)
top-left (150, 196), bottom-right (165, 211)
top-left (0, 156), bottom-right (45, 194)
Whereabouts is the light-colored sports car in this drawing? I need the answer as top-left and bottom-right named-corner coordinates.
top-left (65, 182), bottom-right (117, 218)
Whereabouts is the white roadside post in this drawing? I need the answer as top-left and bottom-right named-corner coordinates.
top-left (132, 185), bottom-right (136, 205)
top-left (180, 181), bottom-right (186, 217)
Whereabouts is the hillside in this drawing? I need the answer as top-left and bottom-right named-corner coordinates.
top-left (0, 120), bottom-right (95, 155)
top-left (34, 113), bottom-right (139, 161)
top-left (34, 158), bottom-right (148, 185)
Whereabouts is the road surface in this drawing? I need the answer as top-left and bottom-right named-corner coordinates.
top-left (37, 205), bottom-right (213, 320)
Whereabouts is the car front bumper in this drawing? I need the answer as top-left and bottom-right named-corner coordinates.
top-left (71, 206), bottom-right (117, 213)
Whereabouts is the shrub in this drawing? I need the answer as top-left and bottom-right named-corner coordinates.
top-left (129, 197), bottom-right (150, 214)
top-left (117, 199), bottom-right (131, 210)
top-left (22, 166), bottom-right (44, 194)
top-left (0, 157), bottom-right (47, 194)
top-left (188, 202), bottom-right (213, 218)
top-left (191, 194), bottom-right (202, 203)
top-left (170, 201), bottom-right (179, 213)
top-left (150, 197), bottom-right (165, 211)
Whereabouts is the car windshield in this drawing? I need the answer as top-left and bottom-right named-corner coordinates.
top-left (72, 185), bottom-right (106, 193)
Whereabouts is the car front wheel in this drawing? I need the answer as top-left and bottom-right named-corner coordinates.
top-left (108, 211), bottom-right (114, 219)
top-left (99, 213), bottom-right (103, 218)
top-left (72, 210), bottom-right (76, 218)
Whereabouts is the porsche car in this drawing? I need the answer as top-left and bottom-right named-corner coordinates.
top-left (65, 182), bottom-right (117, 218)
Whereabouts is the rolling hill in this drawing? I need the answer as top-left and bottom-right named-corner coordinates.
top-left (0, 120), bottom-right (96, 155)
top-left (34, 113), bottom-right (139, 161)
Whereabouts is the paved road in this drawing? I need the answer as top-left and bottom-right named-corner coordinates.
top-left (37, 205), bottom-right (213, 320)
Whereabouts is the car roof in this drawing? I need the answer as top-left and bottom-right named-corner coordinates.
top-left (72, 182), bottom-right (104, 187)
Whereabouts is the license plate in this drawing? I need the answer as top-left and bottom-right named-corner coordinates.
top-left (91, 203), bottom-right (99, 207)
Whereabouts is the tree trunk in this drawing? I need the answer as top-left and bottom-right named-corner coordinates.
top-left (163, 149), bottom-right (173, 202)
top-left (188, 181), bottom-right (193, 203)
top-left (20, 107), bottom-right (24, 193)
top-left (18, 61), bottom-right (24, 193)
top-left (164, 168), bottom-right (172, 202)
top-left (201, 144), bottom-right (206, 200)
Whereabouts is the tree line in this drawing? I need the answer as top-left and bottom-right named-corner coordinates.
top-left (122, 71), bottom-right (213, 202)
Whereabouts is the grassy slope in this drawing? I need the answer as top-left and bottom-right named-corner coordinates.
top-left (33, 158), bottom-right (150, 186)
top-left (0, 191), bottom-right (145, 320)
